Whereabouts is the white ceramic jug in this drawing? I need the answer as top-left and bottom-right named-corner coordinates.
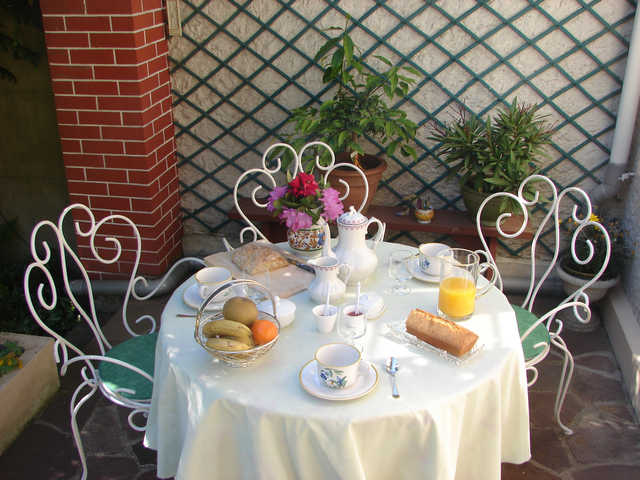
top-left (307, 256), bottom-right (351, 304)
top-left (321, 206), bottom-right (385, 285)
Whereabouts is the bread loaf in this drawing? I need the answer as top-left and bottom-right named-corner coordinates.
top-left (405, 308), bottom-right (478, 357)
top-left (231, 242), bottom-right (289, 274)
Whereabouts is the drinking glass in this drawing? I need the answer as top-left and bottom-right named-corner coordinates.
top-left (437, 248), bottom-right (497, 321)
top-left (337, 304), bottom-right (367, 352)
top-left (387, 250), bottom-right (413, 295)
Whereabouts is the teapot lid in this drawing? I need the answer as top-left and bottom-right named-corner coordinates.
top-left (338, 206), bottom-right (367, 226)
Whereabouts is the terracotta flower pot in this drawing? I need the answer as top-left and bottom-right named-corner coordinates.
top-left (327, 154), bottom-right (387, 214)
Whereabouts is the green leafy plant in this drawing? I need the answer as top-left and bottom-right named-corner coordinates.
top-left (0, 217), bottom-right (80, 336)
top-left (0, 0), bottom-right (42, 83)
top-left (0, 261), bottom-right (81, 336)
top-left (284, 17), bottom-right (421, 171)
top-left (0, 341), bottom-right (25, 377)
top-left (430, 99), bottom-right (554, 196)
top-left (562, 214), bottom-right (633, 281)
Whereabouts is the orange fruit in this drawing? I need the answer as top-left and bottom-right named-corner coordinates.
top-left (251, 319), bottom-right (277, 345)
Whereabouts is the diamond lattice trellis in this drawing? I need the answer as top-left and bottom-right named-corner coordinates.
top-left (169, 0), bottom-right (636, 254)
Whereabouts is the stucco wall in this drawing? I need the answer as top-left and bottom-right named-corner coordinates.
top-left (622, 110), bottom-right (640, 322)
top-left (170, 0), bottom-right (635, 242)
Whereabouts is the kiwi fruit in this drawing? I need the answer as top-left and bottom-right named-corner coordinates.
top-left (222, 296), bottom-right (259, 326)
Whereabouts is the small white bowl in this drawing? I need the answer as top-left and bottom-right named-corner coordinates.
top-left (257, 296), bottom-right (296, 327)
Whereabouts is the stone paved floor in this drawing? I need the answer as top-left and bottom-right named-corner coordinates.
top-left (1, 294), bottom-right (639, 479)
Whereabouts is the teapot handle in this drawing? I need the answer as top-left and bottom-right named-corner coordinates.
top-left (366, 217), bottom-right (386, 250)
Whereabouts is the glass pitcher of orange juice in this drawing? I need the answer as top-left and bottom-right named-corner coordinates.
top-left (437, 248), bottom-right (497, 321)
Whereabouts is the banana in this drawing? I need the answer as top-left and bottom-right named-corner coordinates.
top-left (206, 337), bottom-right (252, 351)
top-left (203, 319), bottom-right (254, 346)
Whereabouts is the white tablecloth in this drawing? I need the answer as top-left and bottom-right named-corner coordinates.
top-left (145, 242), bottom-right (530, 479)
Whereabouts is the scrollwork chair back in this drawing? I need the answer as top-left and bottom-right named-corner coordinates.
top-left (23, 203), bottom-right (204, 480)
top-left (475, 175), bottom-right (611, 435)
top-left (232, 141), bottom-right (368, 244)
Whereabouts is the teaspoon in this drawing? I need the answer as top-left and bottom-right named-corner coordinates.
top-left (386, 357), bottom-right (400, 398)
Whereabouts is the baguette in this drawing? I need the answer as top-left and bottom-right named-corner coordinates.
top-left (405, 308), bottom-right (478, 357)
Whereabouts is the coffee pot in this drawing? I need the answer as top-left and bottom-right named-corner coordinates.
top-left (320, 206), bottom-right (385, 285)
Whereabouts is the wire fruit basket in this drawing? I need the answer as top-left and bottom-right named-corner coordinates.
top-left (194, 279), bottom-right (280, 367)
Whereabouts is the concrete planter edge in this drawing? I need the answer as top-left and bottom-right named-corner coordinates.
top-left (0, 332), bottom-right (60, 454)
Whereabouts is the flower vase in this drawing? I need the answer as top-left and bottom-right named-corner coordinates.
top-left (287, 224), bottom-right (324, 253)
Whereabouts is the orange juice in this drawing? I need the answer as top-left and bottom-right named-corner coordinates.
top-left (438, 276), bottom-right (476, 319)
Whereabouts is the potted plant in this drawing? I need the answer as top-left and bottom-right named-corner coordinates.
top-left (557, 213), bottom-right (628, 302)
top-left (283, 17), bottom-right (421, 212)
top-left (267, 171), bottom-right (344, 252)
top-left (429, 100), bottom-right (554, 223)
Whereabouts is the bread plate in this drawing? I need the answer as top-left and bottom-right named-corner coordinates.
top-left (383, 320), bottom-right (483, 366)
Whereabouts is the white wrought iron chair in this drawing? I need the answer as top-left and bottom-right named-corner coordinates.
top-left (475, 175), bottom-right (611, 435)
top-left (23, 203), bottom-right (205, 480)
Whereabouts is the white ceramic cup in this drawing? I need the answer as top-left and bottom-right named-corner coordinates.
top-left (315, 343), bottom-right (361, 389)
top-left (195, 267), bottom-right (232, 299)
top-left (418, 243), bottom-right (451, 276)
top-left (312, 304), bottom-right (338, 333)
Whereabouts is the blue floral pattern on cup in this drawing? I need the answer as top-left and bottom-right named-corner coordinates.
top-left (419, 257), bottom-right (431, 273)
top-left (319, 367), bottom-right (348, 389)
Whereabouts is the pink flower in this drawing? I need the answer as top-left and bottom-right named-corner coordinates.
top-left (320, 187), bottom-right (344, 220)
top-left (267, 185), bottom-right (288, 212)
top-left (288, 172), bottom-right (319, 198)
top-left (279, 208), bottom-right (313, 231)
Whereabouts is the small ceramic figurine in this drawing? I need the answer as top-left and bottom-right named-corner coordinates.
top-left (414, 194), bottom-right (434, 224)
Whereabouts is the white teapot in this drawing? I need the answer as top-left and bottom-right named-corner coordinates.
top-left (321, 206), bottom-right (385, 285)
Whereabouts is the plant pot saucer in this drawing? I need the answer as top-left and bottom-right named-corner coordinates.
top-left (561, 307), bottom-right (602, 332)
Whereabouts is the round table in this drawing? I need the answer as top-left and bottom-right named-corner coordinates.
top-left (145, 242), bottom-right (531, 479)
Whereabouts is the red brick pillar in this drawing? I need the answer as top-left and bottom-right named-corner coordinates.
top-left (40, 0), bottom-right (182, 278)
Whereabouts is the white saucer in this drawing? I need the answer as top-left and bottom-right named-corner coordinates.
top-left (183, 283), bottom-right (230, 311)
top-left (299, 359), bottom-right (378, 401)
top-left (407, 257), bottom-right (440, 283)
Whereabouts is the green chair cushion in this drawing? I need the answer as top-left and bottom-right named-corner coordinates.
top-left (99, 332), bottom-right (158, 400)
top-left (511, 304), bottom-right (551, 362)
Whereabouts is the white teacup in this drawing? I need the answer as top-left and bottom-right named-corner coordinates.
top-left (312, 304), bottom-right (338, 333)
top-left (315, 343), bottom-right (361, 389)
top-left (418, 243), bottom-right (450, 276)
top-left (195, 267), bottom-right (232, 299)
